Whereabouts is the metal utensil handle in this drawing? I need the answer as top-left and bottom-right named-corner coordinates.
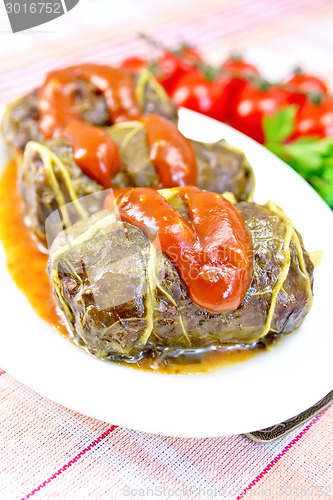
top-left (246, 390), bottom-right (333, 444)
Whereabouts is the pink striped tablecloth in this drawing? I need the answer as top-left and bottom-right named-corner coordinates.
top-left (0, 1), bottom-right (332, 498)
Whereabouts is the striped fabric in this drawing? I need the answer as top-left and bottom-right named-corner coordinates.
top-left (0, 0), bottom-right (333, 102)
top-left (0, 0), bottom-right (332, 498)
top-left (0, 371), bottom-right (332, 499)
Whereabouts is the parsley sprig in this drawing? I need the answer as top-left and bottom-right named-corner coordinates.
top-left (263, 106), bottom-right (333, 208)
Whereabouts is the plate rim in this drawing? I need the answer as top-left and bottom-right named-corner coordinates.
top-left (0, 107), bottom-right (332, 437)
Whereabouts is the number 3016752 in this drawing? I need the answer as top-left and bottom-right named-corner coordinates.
top-left (5, 3), bottom-right (62, 14)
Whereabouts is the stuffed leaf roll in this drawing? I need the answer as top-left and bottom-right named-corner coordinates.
top-left (47, 188), bottom-right (313, 363)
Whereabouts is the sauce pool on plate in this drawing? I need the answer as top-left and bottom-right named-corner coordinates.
top-left (0, 158), bottom-right (68, 338)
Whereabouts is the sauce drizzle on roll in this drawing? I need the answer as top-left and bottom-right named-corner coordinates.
top-left (39, 64), bottom-right (140, 137)
top-left (105, 186), bottom-right (253, 312)
top-left (142, 114), bottom-right (197, 187)
top-left (63, 121), bottom-right (121, 188)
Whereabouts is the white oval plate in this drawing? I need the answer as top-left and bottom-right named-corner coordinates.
top-left (0, 107), bottom-right (332, 437)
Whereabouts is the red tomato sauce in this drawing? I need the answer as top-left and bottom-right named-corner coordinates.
top-left (105, 186), bottom-right (253, 312)
top-left (142, 114), bottom-right (197, 187)
top-left (38, 64), bottom-right (139, 189)
top-left (63, 121), bottom-right (121, 188)
top-left (39, 64), bottom-right (140, 137)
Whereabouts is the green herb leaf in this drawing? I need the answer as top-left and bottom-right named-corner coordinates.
top-left (263, 105), bottom-right (333, 208)
top-left (310, 169), bottom-right (333, 208)
top-left (263, 105), bottom-right (298, 143)
top-left (265, 134), bottom-right (333, 208)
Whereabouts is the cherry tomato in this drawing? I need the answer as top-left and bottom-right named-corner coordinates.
top-left (155, 47), bottom-right (202, 93)
top-left (222, 56), bottom-right (259, 78)
top-left (285, 69), bottom-right (327, 95)
top-left (284, 69), bottom-right (328, 107)
top-left (220, 56), bottom-right (260, 121)
top-left (175, 45), bottom-right (202, 64)
top-left (119, 45), bottom-right (202, 93)
top-left (171, 70), bottom-right (230, 121)
top-left (119, 57), bottom-right (148, 73)
top-left (292, 95), bottom-right (333, 139)
top-left (230, 81), bottom-right (290, 143)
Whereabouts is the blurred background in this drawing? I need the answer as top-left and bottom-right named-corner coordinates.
top-left (0, 0), bottom-right (332, 101)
